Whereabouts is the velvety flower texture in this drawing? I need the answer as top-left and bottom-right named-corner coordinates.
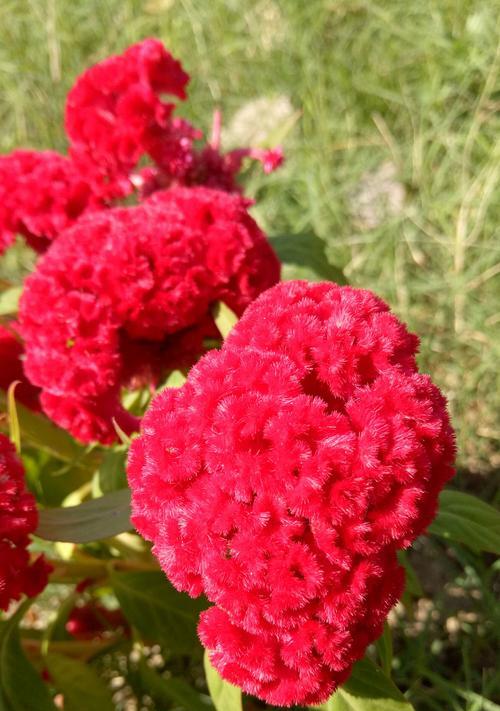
top-left (128, 280), bottom-right (456, 707)
top-left (65, 38), bottom-right (190, 199)
top-left (0, 150), bottom-right (98, 254)
top-left (0, 324), bottom-right (40, 411)
top-left (0, 433), bottom-right (52, 610)
top-left (20, 187), bottom-right (280, 444)
top-left (65, 39), bottom-right (283, 199)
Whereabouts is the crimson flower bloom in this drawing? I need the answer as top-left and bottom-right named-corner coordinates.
top-left (128, 280), bottom-right (455, 707)
top-left (65, 40), bottom-right (283, 199)
top-left (65, 38), bottom-right (191, 199)
top-left (0, 433), bottom-right (52, 611)
top-left (0, 324), bottom-right (40, 411)
top-left (20, 187), bottom-right (280, 444)
top-left (0, 150), bottom-right (99, 255)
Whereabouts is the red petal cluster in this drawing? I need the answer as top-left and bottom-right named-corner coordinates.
top-left (0, 324), bottom-right (40, 411)
top-left (0, 40), bottom-right (283, 256)
top-left (128, 280), bottom-right (455, 707)
top-left (0, 433), bottom-right (52, 610)
top-left (65, 39), bottom-right (191, 199)
top-left (19, 187), bottom-right (280, 444)
top-left (0, 150), bottom-right (98, 255)
top-left (65, 39), bottom-right (283, 199)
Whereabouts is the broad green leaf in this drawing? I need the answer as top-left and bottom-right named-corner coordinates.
top-left (46, 654), bottom-right (114, 711)
top-left (111, 571), bottom-right (204, 653)
top-left (312, 658), bottom-right (414, 711)
top-left (0, 286), bottom-right (22, 316)
top-left (95, 448), bottom-right (128, 494)
top-left (212, 301), bottom-right (238, 339)
top-left (429, 490), bottom-right (500, 554)
top-left (140, 660), bottom-right (212, 711)
top-left (0, 392), bottom-right (101, 469)
top-left (36, 488), bottom-right (132, 543)
top-left (269, 232), bottom-right (347, 284)
top-left (0, 602), bottom-right (57, 711)
top-left (204, 652), bottom-right (242, 711)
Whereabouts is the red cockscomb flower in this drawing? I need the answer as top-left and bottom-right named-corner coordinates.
top-left (0, 150), bottom-right (99, 254)
top-left (0, 433), bottom-right (52, 610)
top-left (0, 324), bottom-right (40, 411)
top-left (65, 38), bottom-right (191, 199)
top-left (65, 41), bottom-right (283, 198)
top-left (127, 280), bottom-right (455, 707)
top-left (19, 187), bottom-right (280, 444)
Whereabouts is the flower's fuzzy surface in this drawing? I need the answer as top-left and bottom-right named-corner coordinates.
top-left (128, 280), bottom-right (456, 707)
top-left (0, 150), bottom-right (98, 254)
top-left (65, 38), bottom-right (191, 199)
top-left (20, 187), bottom-right (279, 444)
top-left (0, 433), bottom-right (52, 610)
top-left (65, 40), bottom-right (283, 198)
top-left (0, 324), bottom-right (40, 411)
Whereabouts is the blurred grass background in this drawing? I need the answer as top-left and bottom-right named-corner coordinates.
top-left (0, 1), bottom-right (499, 708)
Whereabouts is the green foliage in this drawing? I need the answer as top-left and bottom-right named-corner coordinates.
top-left (36, 488), bottom-right (132, 543)
top-left (0, 391), bottom-right (100, 467)
top-left (0, 603), bottom-right (56, 711)
top-left (269, 232), bottom-right (347, 284)
top-left (429, 490), bottom-right (500, 554)
top-left (111, 571), bottom-right (205, 654)
top-left (94, 447), bottom-right (128, 494)
top-left (212, 301), bottom-right (239, 340)
top-left (204, 651), bottom-right (243, 711)
top-left (313, 658), bottom-right (414, 711)
top-left (45, 654), bottom-right (114, 711)
top-left (140, 660), bottom-right (212, 711)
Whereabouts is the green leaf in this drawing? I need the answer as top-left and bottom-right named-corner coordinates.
top-left (397, 550), bottom-right (423, 597)
top-left (429, 490), bottom-right (500, 554)
top-left (139, 660), bottom-right (212, 711)
top-left (0, 602), bottom-right (57, 711)
top-left (0, 392), bottom-right (101, 469)
top-left (95, 448), bottom-right (128, 494)
top-left (111, 571), bottom-right (204, 653)
top-left (36, 488), bottom-right (132, 543)
top-left (0, 286), bottom-right (22, 316)
top-left (212, 301), bottom-right (238, 339)
top-left (45, 654), bottom-right (114, 711)
top-left (204, 652), bottom-right (242, 711)
top-left (312, 658), bottom-right (414, 711)
top-left (269, 232), bottom-right (347, 284)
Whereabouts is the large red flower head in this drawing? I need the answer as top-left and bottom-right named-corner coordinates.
top-left (65, 39), bottom-right (191, 198)
top-left (0, 433), bottom-right (52, 610)
top-left (0, 324), bottom-right (40, 411)
top-left (19, 187), bottom-right (280, 444)
top-left (128, 280), bottom-right (456, 707)
top-left (0, 150), bottom-right (99, 254)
